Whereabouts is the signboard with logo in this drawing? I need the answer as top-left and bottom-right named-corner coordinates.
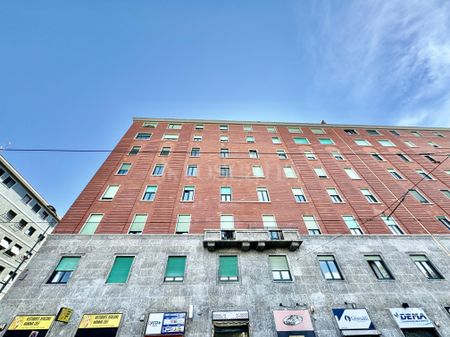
top-left (4, 315), bottom-right (55, 337)
top-left (74, 313), bottom-right (122, 337)
top-left (212, 311), bottom-right (249, 321)
top-left (332, 309), bottom-right (379, 336)
top-left (56, 307), bottom-right (73, 323)
top-left (145, 312), bottom-right (187, 336)
top-left (389, 308), bottom-right (434, 329)
top-left (273, 310), bottom-right (316, 337)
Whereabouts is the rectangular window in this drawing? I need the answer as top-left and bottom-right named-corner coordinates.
top-left (220, 215), bottom-right (234, 230)
top-left (380, 216), bottom-right (404, 234)
top-left (141, 185), bottom-right (157, 201)
top-left (319, 138), bottom-right (334, 145)
top-left (318, 255), bottom-right (343, 280)
top-left (220, 135), bottom-right (229, 142)
top-left (220, 165), bottom-right (230, 177)
top-left (164, 256), bottom-right (186, 282)
top-left (243, 125), bottom-right (253, 131)
top-left (263, 215), bottom-right (277, 228)
top-left (219, 124), bottom-right (229, 131)
top-left (441, 190), bottom-right (450, 199)
top-left (288, 127), bottom-right (302, 133)
top-left (378, 139), bottom-right (395, 147)
top-left (160, 147), bottom-right (171, 156)
top-left (181, 186), bottom-right (195, 201)
top-left (41, 211), bottom-right (49, 220)
top-left (249, 150), bottom-right (259, 159)
top-left (409, 189), bottom-right (430, 204)
top-left (47, 257), bottom-right (81, 284)
top-left (135, 133), bottom-right (151, 140)
top-left (410, 255), bottom-right (443, 279)
top-left (25, 226), bottom-right (36, 236)
top-left (292, 188), bottom-right (307, 202)
top-left (3, 176), bottom-right (16, 188)
top-left (293, 137), bottom-right (309, 145)
top-left (5, 210), bottom-right (17, 221)
top-left (428, 141), bottom-right (441, 148)
top-left (390, 130), bottom-right (400, 136)
top-left (128, 214), bottom-right (147, 234)
top-left (106, 256), bottom-right (134, 283)
top-left (327, 188), bottom-right (343, 203)
top-left (424, 155), bottom-right (438, 163)
top-left (31, 203), bottom-right (42, 213)
top-left (344, 168), bottom-right (360, 179)
top-left (284, 166), bottom-right (296, 178)
top-left (388, 168), bottom-right (403, 180)
top-left (101, 185), bottom-right (119, 200)
top-left (220, 148), bottom-right (229, 158)
top-left (195, 124), bottom-right (204, 130)
top-left (277, 150), bottom-right (287, 159)
top-left (372, 153), bottom-right (384, 161)
top-left (187, 165), bottom-right (198, 176)
top-left (80, 214), bottom-right (103, 234)
top-left (162, 134), bottom-right (179, 141)
top-left (128, 146), bottom-right (141, 155)
top-left (314, 167), bottom-right (327, 178)
top-left (17, 219), bottom-right (27, 230)
top-left (272, 137), bottom-right (282, 144)
top-left (304, 151), bottom-right (316, 160)
top-left (433, 131), bottom-right (444, 138)
top-left (311, 128), bottom-right (325, 134)
top-left (22, 194), bottom-right (32, 204)
top-left (355, 139), bottom-right (371, 146)
top-left (332, 151), bottom-right (344, 160)
top-left (366, 129), bottom-right (381, 136)
top-left (343, 216), bottom-right (363, 235)
top-left (193, 135), bottom-right (202, 142)
top-left (152, 164), bottom-right (164, 176)
top-left (269, 256), bottom-right (292, 281)
top-left (411, 131), bottom-right (422, 137)
top-left (257, 188), bottom-right (270, 202)
top-left (404, 141), bottom-right (417, 148)
top-left (252, 165), bottom-right (264, 177)
top-left (219, 256), bottom-right (239, 282)
top-left (142, 122), bottom-right (157, 128)
top-left (303, 216), bottom-right (321, 235)
top-left (176, 215), bottom-right (191, 234)
top-left (397, 153), bottom-right (411, 162)
top-left (167, 123), bottom-right (182, 129)
top-left (221, 187), bottom-right (232, 202)
top-left (417, 170), bottom-right (434, 180)
top-left (0, 168), bottom-right (5, 177)
top-left (190, 148), bottom-right (200, 157)
top-left (344, 129), bottom-right (358, 135)
top-left (437, 216), bottom-right (450, 230)
top-left (117, 163), bottom-right (131, 175)
top-left (267, 126), bottom-right (277, 133)
top-left (365, 255), bottom-right (393, 280)
top-left (361, 189), bottom-right (379, 203)
top-left (246, 136), bottom-right (255, 143)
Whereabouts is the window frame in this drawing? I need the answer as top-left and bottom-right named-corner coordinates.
top-left (318, 255), bottom-right (344, 280)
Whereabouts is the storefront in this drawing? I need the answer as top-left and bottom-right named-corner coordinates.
top-left (145, 312), bottom-right (187, 336)
top-left (3, 315), bottom-right (55, 337)
top-left (74, 313), bottom-right (122, 337)
top-left (212, 310), bottom-right (250, 337)
top-left (332, 308), bottom-right (380, 336)
top-left (273, 310), bottom-right (316, 337)
top-left (389, 308), bottom-right (440, 337)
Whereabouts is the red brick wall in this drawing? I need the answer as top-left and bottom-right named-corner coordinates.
top-left (55, 120), bottom-right (450, 235)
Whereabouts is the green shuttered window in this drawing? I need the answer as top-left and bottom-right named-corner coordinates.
top-left (165, 256), bottom-right (186, 282)
top-left (219, 256), bottom-right (239, 282)
top-left (106, 256), bottom-right (134, 283)
top-left (80, 214), bottom-right (103, 234)
top-left (48, 256), bottom-right (81, 284)
top-left (129, 214), bottom-right (147, 234)
top-left (56, 257), bottom-right (80, 271)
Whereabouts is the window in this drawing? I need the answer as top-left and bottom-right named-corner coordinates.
top-left (160, 147), bottom-right (171, 156)
top-left (31, 203), bottom-right (42, 213)
top-left (80, 214), bottom-right (103, 234)
top-left (128, 146), bottom-right (141, 155)
top-left (135, 133), bottom-right (151, 140)
top-left (304, 151), bottom-right (316, 160)
top-left (152, 164), bottom-right (164, 176)
top-left (361, 189), bottom-right (379, 203)
top-left (378, 139), bottom-right (395, 147)
top-left (5, 243), bottom-right (21, 257)
top-left (409, 189), bottom-right (429, 204)
top-left (220, 148), bottom-right (229, 158)
top-left (319, 138), bottom-right (334, 145)
top-left (164, 256), bottom-right (186, 282)
top-left (219, 256), bottom-right (239, 282)
top-left (277, 150), bottom-right (287, 159)
top-left (142, 122), bottom-right (157, 128)
top-left (344, 129), bottom-right (358, 135)
top-left (221, 187), bottom-right (232, 202)
top-left (262, 215), bottom-right (277, 228)
top-left (390, 130), bottom-right (400, 136)
top-left (355, 139), bottom-right (371, 146)
top-left (0, 168), bottom-right (4, 177)
top-left (187, 165), bottom-right (197, 177)
top-left (22, 194), bottom-right (32, 204)
top-left (311, 128), bottom-right (326, 134)
top-left (388, 168), bottom-right (403, 180)
top-left (220, 166), bottom-right (230, 177)
top-left (252, 166), bottom-right (264, 177)
top-left (246, 136), bottom-right (255, 143)
top-left (437, 216), bottom-right (450, 230)
top-left (433, 131), bottom-right (444, 138)
top-left (142, 185), bottom-right (157, 201)
top-left (365, 255), bottom-right (393, 280)
top-left (424, 155), bottom-right (439, 163)
top-left (429, 141), bottom-right (441, 148)
top-left (314, 167), bottom-right (327, 178)
top-left (417, 170), bottom-right (434, 180)
top-left (257, 188), bottom-right (270, 202)
top-left (288, 127), bottom-right (302, 133)
top-left (106, 256), bottom-right (134, 283)
top-left (101, 185), bottom-right (119, 201)
top-left (327, 188), bottom-right (343, 203)
top-left (128, 214), bottom-right (147, 234)
top-left (303, 216), bottom-right (321, 235)
top-left (176, 215), bottom-right (191, 234)
top-left (332, 151), bottom-right (344, 160)
top-left (249, 150), bottom-right (259, 159)
top-left (3, 176), bottom-right (16, 188)
top-left (404, 141), bottom-right (417, 148)
top-left (344, 168), bottom-right (360, 179)
top-left (181, 186), bottom-right (195, 201)
top-left (195, 124), bottom-right (204, 130)
top-left (267, 126), bottom-right (277, 133)
top-left (269, 256), bottom-right (292, 281)
top-left (293, 137), bottom-right (309, 145)
top-left (162, 134), bottom-right (179, 141)
top-left (292, 188), bottom-right (307, 202)
top-left (193, 135), bottom-right (202, 142)
top-left (41, 211), bottom-right (49, 220)
top-left (441, 190), bottom-right (450, 199)
top-left (220, 215), bottom-right (235, 230)
top-left (190, 148), bottom-right (200, 157)
top-left (366, 129), bottom-right (381, 136)
top-left (219, 124), bottom-right (228, 131)
top-left (371, 153), bottom-right (385, 161)
top-left (396, 153), bottom-right (411, 162)
top-left (283, 166), bottom-right (296, 178)
top-left (18, 220), bottom-right (28, 230)
top-left (272, 137), bottom-right (282, 144)
top-left (385, 219), bottom-right (407, 236)
top-left (411, 131), bottom-right (422, 137)
top-left (47, 257), bottom-right (80, 284)
top-left (117, 163), bottom-right (131, 175)
top-left (318, 256), bottom-right (343, 280)
top-left (5, 210), bottom-right (17, 221)
top-left (220, 135), bottom-right (229, 142)
top-left (168, 123), bottom-right (182, 129)
top-left (410, 255), bottom-right (443, 279)
top-left (343, 216), bottom-right (363, 235)
top-left (243, 125), bottom-right (253, 131)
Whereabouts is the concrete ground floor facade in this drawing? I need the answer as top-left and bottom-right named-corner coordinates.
top-left (0, 234), bottom-right (450, 337)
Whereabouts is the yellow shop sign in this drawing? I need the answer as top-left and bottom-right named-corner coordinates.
top-left (78, 314), bottom-right (122, 329)
top-left (8, 315), bottom-right (55, 330)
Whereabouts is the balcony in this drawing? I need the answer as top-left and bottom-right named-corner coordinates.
top-left (203, 229), bottom-right (302, 252)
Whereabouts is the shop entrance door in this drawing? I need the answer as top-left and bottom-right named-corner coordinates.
top-left (213, 322), bottom-right (249, 337)
top-left (401, 328), bottom-right (439, 337)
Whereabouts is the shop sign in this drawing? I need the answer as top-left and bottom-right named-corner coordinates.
top-left (389, 308), bottom-right (434, 329)
top-left (212, 311), bottom-right (249, 321)
top-left (78, 313), bottom-right (122, 329)
top-left (332, 309), bottom-right (376, 331)
top-left (7, 315), bottom-right (55, 331)
top-left (273, 310), bottom-right (316, 337)
top-left (145, 312), bottom-right (187, 336)
top-left (56, 307), bottom-right (73, 323)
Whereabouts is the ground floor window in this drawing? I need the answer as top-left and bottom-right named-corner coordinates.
top-left (402, 328), bottom-right (440, 337)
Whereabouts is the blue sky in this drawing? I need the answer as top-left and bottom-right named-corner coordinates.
top-left (1, 0), bottom-right (450, 216)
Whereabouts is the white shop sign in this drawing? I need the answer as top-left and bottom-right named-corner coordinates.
top-left (212, 311), bottom-right (249, 321)
top-left (389, 308), bottom-right (434, 329)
